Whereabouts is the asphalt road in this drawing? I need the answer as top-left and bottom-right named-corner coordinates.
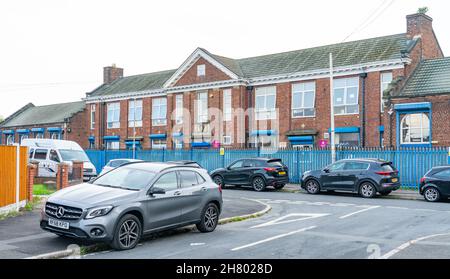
top-left (86, 188), bottom-right (450, 259)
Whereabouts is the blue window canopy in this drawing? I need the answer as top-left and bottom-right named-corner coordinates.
top-left (47, 127), bottom-right (62, 133)
top-left (149, 134), bottom-right (167, 139)
top-left (88, 136), bottom-right (95, 142)
top-left (172, 132), bottom-right (183, 138)
top-left (379, 126), bottom-right (385, 132)
top-left (2, 130), bottom-right (14, 135)
top-left (394, 102), bottom-right (431, 112)
top-left (125, 140), bottom-right (142, 147)
top-left (16, 129), bottom-right (30, 134)
top-left (31, 128), bottom-right (44, 133)
top-left (250, 130), bottom-right (277, 136)
top-left (192, 142), bottom-right (211, 148)
top-left (288, 136), bottom-right (314, 145)
top-left (328, 126), bottom-right (360, 133)
top-left (103, 135), bottom-right (120, 141)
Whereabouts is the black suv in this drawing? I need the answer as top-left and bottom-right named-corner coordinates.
top-left (419, 166), bottom-right (450, 202)
top-left (210, 158), bottom-right (289, 191)
top-left (301, 159), bottom-right (400, 198)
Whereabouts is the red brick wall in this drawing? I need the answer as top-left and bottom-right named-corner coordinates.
top-left (66, 108), bottom-right (89, 149)
top-left (406, 14), bottom-right (444, 60)
top-left (174, 57), bottom-right (232, 86)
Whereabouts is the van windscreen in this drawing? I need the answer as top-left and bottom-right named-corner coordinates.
top-left (59, 149), bottom-right (89, 162)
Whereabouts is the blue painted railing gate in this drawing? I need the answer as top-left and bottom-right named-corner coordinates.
top-left (86, 147), bottom-right (449, 189)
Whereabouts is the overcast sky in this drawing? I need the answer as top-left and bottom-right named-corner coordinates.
top-left (1, 0), bottom-right (449, 118)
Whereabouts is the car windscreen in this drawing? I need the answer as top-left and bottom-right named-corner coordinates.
top-left (93, 167), bottom-right (156, 190)
top-left (59, 149), bottom-right (90, 162)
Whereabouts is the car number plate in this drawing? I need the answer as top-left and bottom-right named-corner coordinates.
top-left (279, 171), bottom-right (286, 175)
top-left (48, 218), bottom-right (69, 230)
top-left (391, 178), bottom-right (398, 183)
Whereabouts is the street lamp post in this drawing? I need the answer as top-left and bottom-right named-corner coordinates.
top-left (329, 53), bottom-right (336, 163)
top-left (132, 97), bottom-right (136, 159)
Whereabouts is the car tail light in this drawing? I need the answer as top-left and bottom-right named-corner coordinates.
top-left (218, 184), bottom-right (222, 193)
top-left (420, 177), bottom-right (426, 184)
top-left (264, 167), bottom-right (276, 172)
top-left (375, 171), bottom-right (398, 176)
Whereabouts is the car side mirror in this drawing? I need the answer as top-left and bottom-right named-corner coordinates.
top-left (149, 187), bottom-right (166, 196)
top-left (323, 168), bottom-right (330, 173)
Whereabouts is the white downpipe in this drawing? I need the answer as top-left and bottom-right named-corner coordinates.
top-left (329, 53), bottom-right (336, 163)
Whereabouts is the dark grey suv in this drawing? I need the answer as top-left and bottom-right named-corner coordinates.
top-left (40, 162), bottom-right (223, 250)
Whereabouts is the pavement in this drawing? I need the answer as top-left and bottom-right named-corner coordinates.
top-left (86, 188), bottom-right (450, 259)
top-left (0, 196), bottom-right (266, 259)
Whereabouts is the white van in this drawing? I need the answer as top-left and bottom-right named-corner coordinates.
top-left (21, 139), bottom-right (97, 181)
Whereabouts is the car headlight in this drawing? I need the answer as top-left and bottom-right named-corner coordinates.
top-left (85, 206), bottom-right (113, 219)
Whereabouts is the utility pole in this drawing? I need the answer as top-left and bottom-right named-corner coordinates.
top-left (329, 53), bottom-right (336, 163)
top-left (132, 97), bottom-right (136, 159)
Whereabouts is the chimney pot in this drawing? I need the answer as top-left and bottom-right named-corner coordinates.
top-left (103, 64), bottom-right (123, 84)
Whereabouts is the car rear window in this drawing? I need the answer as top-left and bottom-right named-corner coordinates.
top-left (267, 160), bottom-right (283, 167)
top-left (34, 149), bottom-right (48, 160)
top-left (380, 164), bottom-right (396, 172)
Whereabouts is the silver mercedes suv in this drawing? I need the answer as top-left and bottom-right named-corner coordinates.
top-left (40, 162), bottom-right (223, 250)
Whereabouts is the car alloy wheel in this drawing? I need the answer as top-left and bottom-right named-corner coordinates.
top-left (252, 177), bottom-right (266, 192)
top-left (197, 203), bottom-right (219, 232)
top-left (360, 182), bottom-right (376, 198)
top-left (213, 175), bottom-right (223, 187)
top-left (112, 214), bottom-right (142, 250)
top-left (306, 180), bottom-right (320, 194)
top-left (424, 187), bottom-right (440, 202)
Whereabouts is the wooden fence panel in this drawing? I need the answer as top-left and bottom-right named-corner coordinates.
top-left (0, 146), bottom-right (28, 208)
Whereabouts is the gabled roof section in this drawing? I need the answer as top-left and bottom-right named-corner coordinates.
top-left (88, 69), bottom-right (176, 97)
top-left (163, 48), bottom-right (241, 88)
top-left (0, 101), bottom-right (85, 128)
top-left (397, 57), bottom-right (450, 98)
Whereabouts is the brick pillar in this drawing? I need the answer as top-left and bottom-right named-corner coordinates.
top-left (26, 164), bottom-right (37, 201)
top-left (30, 160), bottom-right (40, 177)
top-left (56, 163), bottom-right (70, 190)
top-left (72, 161), bottom-right (84, 181)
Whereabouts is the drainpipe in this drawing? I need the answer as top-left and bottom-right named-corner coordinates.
top-left (360, 72), bottom-right (368, 147)
top-left (100, 101), bottom-right (106, 150)
top-left (246, 86), bottom-right (254, 148)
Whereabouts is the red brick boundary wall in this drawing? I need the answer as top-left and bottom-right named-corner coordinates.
top-left (26, 164), bottom-right (37, 201)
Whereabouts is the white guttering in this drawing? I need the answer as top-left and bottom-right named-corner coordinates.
top-left (84, 58), bottom-right (409, 103)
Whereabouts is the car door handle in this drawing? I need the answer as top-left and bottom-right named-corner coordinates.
top-left (200, 187), bottom-right (207, 192)
top-left (174, 191), bottom-right (181, 196)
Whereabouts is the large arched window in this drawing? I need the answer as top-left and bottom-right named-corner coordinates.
top-left (400, 113), bottom-right (430, 144)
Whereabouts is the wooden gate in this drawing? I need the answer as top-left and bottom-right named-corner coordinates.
top-left (0, 145), bottom-right (28, 208)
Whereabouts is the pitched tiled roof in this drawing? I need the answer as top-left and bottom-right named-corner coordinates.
top-left (89, 33), bottom-right (412, 97)
top-left (0, 101), bottom-right (85, 128)
top-left (398, 57), bottom-right (450, 97)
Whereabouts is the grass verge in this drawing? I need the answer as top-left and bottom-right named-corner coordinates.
top-left (33, 184), bottom-right (56, 195)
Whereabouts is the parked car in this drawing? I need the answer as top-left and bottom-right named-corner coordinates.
top-left (419, 166), bottom-right (450, 202)
top-left (99, 159), bottom-right (143, 176)
top-left (166, 160), bottom-right (203, 169)
top-left (22, 138), bottom-right (97, 181)
top-left (301, 159), bottom-right (400, 198)
top-left (40, 162), bottom-right (222, 250)
top-left (210, 158), bottom-right (289, 192)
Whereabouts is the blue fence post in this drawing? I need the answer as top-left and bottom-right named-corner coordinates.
top-left (162, 148), bottom-right (165, 162)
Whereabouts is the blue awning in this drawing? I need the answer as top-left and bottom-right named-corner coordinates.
top-left (88, 136), bottom-right (95, 142)
top-left (31, 128), bottom-right (45, 133)
top-left (125, 141), bottom-right (142, 146)
top-left (103, 135), bottom-right (120, 141)
top-left (288, 136), bottom-right (314, 144)
top-left (47, 127), bottom-right (62, 133)
top-left (328, 126), bottom-right (360, 133)
top-left (2, 130), bottom-right (14, 135)
top-left (395, 102), bottom-right (431, 112)
top-left (379, 126), bottom-right (385, 132)
top-left (250, 130), bottom-right (277, 136)
top-left (149, 134), bottom-right (167, 139)
top-left (192, 142), bottom-right (211, 148)
top-left (16, 129), bottom-right (30, 134)
top-left (172, 132), bottom-right (183, 138)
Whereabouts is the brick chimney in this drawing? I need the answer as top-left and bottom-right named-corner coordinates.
top-left (406, 13), bottom-right (443, 59)
top-left (103, 64), bottom-right (123, 84)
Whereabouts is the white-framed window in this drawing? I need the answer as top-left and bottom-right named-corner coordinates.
top-left (152, 98), bottom-right (167, 126)
top-left (252, 135), bottom-right (278, 148)
top-left (292, 82), bottom-right (316, 118)
top-left (223, 135), bottom-right (232, 145)
top-left (90, 104), bottom-right (96, 130)
top-left (107, 102), bottom-right (120, 129)
top-left (255, 86), bottom-right (276, 120)
top-left (152, 139), bottom-right (167, 149)
top-left (335, 133), bottom-right (359, 147)
top-left (334, 77), bottom-right (359, 115)
top-left (380, 72), bottom-right (393, 112)
top-left (197, 64), bottom-right (205, 76)
top-left (106, 141), bottom-right (120, 150)
top-left (19, 134), bottom-right (28, 144)
top-left (400, 113), bottom-right (430, 144)
top-left (196, 91), bottom-right (208, 123)
top-left (6, 135), bottom-right (14, 145)
top-left (173, 138), bottom-right (183, 149)
top-left (128, 99), bottom-right (143, 127)
top-left (223, 89), bottom-right (232, 121)
top-left (35, 133), bottom-right (44, 139)
top-left (175, 94), bottom-right (183, 124)
top-left (50, 133), bottom-right (60, 140)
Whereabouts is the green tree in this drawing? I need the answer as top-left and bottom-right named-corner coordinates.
top-left (417, 7), bottom-right (429, 14)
